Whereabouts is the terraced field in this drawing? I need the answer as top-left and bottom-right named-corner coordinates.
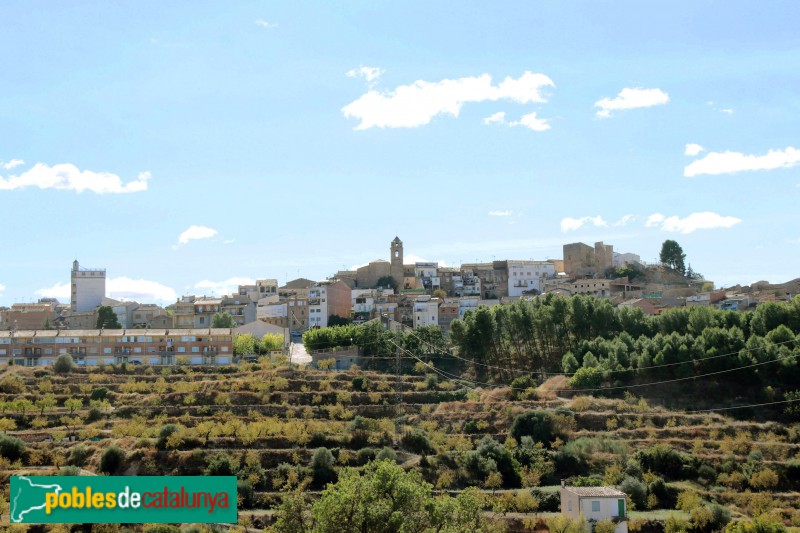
top-left (1, 360), bottom-right (799, 532)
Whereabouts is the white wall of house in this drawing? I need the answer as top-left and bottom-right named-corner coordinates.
top-left (507, 260), bottom-right (556, 297)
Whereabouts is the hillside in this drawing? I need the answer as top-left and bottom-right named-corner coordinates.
top-left (1, 360), bottom-right (799, 532)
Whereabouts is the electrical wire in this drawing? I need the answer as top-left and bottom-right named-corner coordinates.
top-left (387, 317), bottom-right (799, 378)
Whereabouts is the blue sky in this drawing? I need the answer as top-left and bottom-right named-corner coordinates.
top-left (2, 1), bottom-right (799, 306)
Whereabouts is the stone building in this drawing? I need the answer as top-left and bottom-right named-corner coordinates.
top-left (563, 241), bottom-right (614, 278)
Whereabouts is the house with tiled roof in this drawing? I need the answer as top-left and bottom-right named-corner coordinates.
top-left (560, 483), bottom-right (628, 533)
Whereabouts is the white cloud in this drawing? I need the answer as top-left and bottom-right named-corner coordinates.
top-left (613, 214), bottom-right (636, 226)
top-left (35, 278), bottom-right (176, 303)
top-left (482, 110), bottom-right (550, 132)
top-left (108, 277), bottom-right (177, 303)
top-left (255, 19), bottom-right (277, 28)
top-left (684, 144), bottom-right (705, 157)
top-left (720, 108), bottom-right (734, 115)
top-left (342, 71), bottom-right (554, 130)
top-left (404, 254), bottom-right (448, 267)
top-left (0, 163), bottom-right (151, 194)
top-left (488, 210), bottom-right (513, 217)
top-left (177, 225), bottom-right (218, 245)
top-left (594, 87), bottom-right (669, 118)
top-left (510, 112), bottom-right (550, 132)
top-left (194, 277), bottom-right (256, 297)
top-left (560, 216), bottom-right (608, 232)
top-left (645, 211), bottom-right (741, 234)
top-left (1, 159), bottom-right (24, 170)
top-left (35, 282), bottom-right (71, 300)
top-left (0, 283), bottom-right (5, 295)
top-left (483, 111), bottom-right (506, 125)
top-left (346, 66), bottom-right (385, 85)
top-left (684, 146), bottom-right (800, 177)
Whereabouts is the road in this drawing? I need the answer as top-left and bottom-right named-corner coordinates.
top-left (288, 341), bottom-right (311, 366)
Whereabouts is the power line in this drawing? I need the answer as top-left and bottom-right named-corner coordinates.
top-left (387, 317), bottom-right (799, 378)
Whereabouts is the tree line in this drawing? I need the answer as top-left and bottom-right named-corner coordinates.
top-left (449, 294), bottom-right (800, 390)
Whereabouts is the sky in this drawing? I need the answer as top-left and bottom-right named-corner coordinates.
top-left (1, 1), bottom-right (800, 306)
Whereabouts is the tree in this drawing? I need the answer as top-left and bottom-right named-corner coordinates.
top-left (96, 306), bottom-right (122, 329)
top-left (310, 447), bottom-right (337, 487)
top-left (312, 461), bottom-right (478, 533)
top-left (100, 446), bottom-right (126, 475)
top-left (375, 275), bottom-right (398, 292)
top-left (660, 240), bottom-right (686, 275)
top-left (327, 315), bottom-right (351, 327)
top-left (233, 334), bottom-right (257, 356)
top-left (211, 312), bottom-right (236, 328)
top-left (54, 353), bottom-right (75, 374)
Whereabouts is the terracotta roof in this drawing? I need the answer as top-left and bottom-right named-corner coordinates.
top-left (563, 486), bottom-right (626, 497)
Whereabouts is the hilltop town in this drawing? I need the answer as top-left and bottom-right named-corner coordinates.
top-left (2, 236), bottom-right (792, 349)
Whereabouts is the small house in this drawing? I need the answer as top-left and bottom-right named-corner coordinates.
top-left (560, 484), bottom-right (628, 533)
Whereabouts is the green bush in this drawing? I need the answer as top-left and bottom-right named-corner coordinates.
top-left (510, 375), bottom-right (538, 400)
top-left (156, 424), bottom-right (180, 451)
top-left (100, 445), bottom-right (126, 475)
top-left (90, 387), bottom-right (109, 400)
top-left (311, 447), bottom-right (337, 487)
top-left (401, 429), bottom-right (434, 455)
top-left (69, 444), bottom-right (91, 466)
top-left (620, 476), bottom-right (647, 509)
top-left (237, 480), bottom-right (255, 509)
top-left (375, 446), bottom-right (397, 463)
top-left (60, 465), bottom-right (81, 476)
top-left (569, 367), bottom-right (602, 389)
top-left (54, 353), bottom-right (75, 374)
top-left (509, 411), bottom-right (554, 445)
top-left (0, 434), bottom-right (26, 461)
top-left (205, 454), bottom-right (238, 477)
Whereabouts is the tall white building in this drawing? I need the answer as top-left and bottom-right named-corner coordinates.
top-left (413, 296), bottom-right (440, 329)
top-left (507, 260), bottom-right (556, 297)
top-left (70, 260), bottom-right (106, 312)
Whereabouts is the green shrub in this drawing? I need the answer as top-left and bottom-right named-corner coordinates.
top-left (510, 375), bottom-right (538, 400)
top-left (100, 445), bottom-right (126, 475)
top-left (0, 434), bottom-right (26, 461)
top-left (620, 476), bottom-right (647, 509)
top-left (509, 411), bottom-right (554, 445)
top-left (401, 429), bottom-right (434, 455)
top-left (311, 447), bottom-right (337, 487)
top-left (237, 480), bottom-right (255, 509)
top-left (54, 353), bottom-right (75, 374)
top-left (90, 387), bottom-right (109, 400)
top-left (205, 454), bottom-right (238, 477)
top-left (156, 424), bottom-right (179, 451)
top-left (375, 446), bottom-right (397, 463)
top-left (69, 444), bottom-right (91, 466)
top-left (60, 465), bottom-right (81, 476)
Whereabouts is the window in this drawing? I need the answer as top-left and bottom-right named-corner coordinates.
top-left (591, 501), bottom-right (600, 512)
top-left (568, 500), bottom-right (572, 512)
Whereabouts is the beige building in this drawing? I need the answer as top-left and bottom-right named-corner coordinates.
top-left (0, 328), bottom-right (234, 366)
top-left (560, 485), bottom-right (628, 533)
top-left (563, 241), bottom-right (614, 278)
top-left (1, 303), bottom-right (55, 330)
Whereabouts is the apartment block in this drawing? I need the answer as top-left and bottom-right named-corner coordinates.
top-left (0, 328), bottom-right (234, 366)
